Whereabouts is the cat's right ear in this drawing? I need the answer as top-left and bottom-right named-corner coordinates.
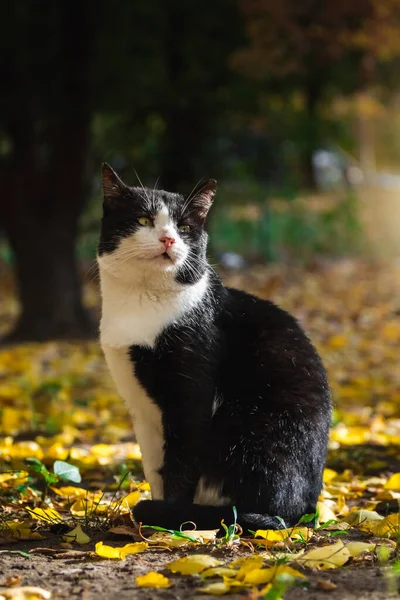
top-left (101, 163), bottom-right (127, 206)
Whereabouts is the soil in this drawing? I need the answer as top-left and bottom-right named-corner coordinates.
top-left (0, 538), bottom-right (398, 600)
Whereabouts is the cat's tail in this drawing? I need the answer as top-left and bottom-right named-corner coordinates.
top-left (132, 500), bottom-right (286, 534)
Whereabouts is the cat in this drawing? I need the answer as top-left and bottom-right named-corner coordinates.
top-left (97, 163), bottom-right (331, 533)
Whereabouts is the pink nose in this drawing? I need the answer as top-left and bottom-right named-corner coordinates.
top-left (160, 235), bottom-right (176, 249)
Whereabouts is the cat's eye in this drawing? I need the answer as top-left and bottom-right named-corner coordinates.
top-left (178, 224), bottom-right (191, 233)
top-left (138, 216), bottom-right (153, 227)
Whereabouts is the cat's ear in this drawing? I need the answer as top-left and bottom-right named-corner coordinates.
top-left (101, 163), bottom-right (127, 205)
top-left (191, 179), bottom-right (217, 220)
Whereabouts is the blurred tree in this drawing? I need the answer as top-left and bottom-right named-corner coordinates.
top-left (0, 0), bottom-right (244, 341)
top-left (0, 0), bottom-right (94, 341)
top-left (232, 0), bottom-right (400, 188)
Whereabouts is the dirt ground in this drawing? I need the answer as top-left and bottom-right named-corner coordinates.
top-left (1, 538), bottom-right (397, 600)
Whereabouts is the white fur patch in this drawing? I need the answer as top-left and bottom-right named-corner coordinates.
top-left (194, 477), bottom-right (231, 506)
top-left (102, 345), bottom-right (164, 499)
top-left (99, 269), bottom-right (208, 348)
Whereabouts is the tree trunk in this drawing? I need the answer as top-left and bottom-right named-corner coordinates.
top-left (5, 215), bottom-right (94, 342)
top-left (0, 0), bottom-right (95, 342)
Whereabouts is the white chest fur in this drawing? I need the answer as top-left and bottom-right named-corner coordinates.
top-left (98, 266), bottom-right (208, 500)
top-left (99, 269), bottom-right (208, 348)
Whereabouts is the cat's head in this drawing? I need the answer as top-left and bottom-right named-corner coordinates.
top-left (97, 164), bottom-right (216, 285)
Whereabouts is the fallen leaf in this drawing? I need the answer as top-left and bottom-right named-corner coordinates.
top-left (317, 579), bottom-right (337, 590)
top-left (197, 582), bottom-right (230, 595)
top-left (244, 565), bottom-right (306, 585)
top-left (234, 556), bottom-right (264, 580)
top-left (345, 542), bottom-right (376, 557)
top-left (62, 524), bottom-right (91, 545)
top-left (25, 508), bottom-right (62, 523)
top-left (253, 527), bottom-right (311, 545)
top-left (344, 510), bottom-right (383, 526)
top-left (317, 502), bottom-right (337, 524)
top-left (167, 554), bottom-right (223, 575)
top-left (119, 491), bottom-right (140, 508)
top-left (202, 568), bottom-right (236, 579)
top-left (0, 587), bottom-right (51, 599)
top-left (108, 526), bottom-right (137, 537)
top-left (3, 578), bottom-right (21, 587)
top-left (296, 540), bottom-right (350, 570)
top-left (384, 473), bottom-right (400, 491)
top-left (136, 572), bottom-right (171, 589)
top-left (95, 541), bottom-right (148, 560)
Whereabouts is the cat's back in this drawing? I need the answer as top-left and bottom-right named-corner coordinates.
top-left (218, 287), bottom-right (330, 409)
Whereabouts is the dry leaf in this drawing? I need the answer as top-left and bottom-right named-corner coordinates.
top-left (3, 579), bottom-right (21, 588)
top-left (345, 542), bottom-right (376, 557)
top-left (0, 587), bottom-right (51, 599)
top-left (136, 572), bottom-right (171, 588)
top-left (317, 501), bottom-right (337, 524)
top-left (25, 508), bottom-right (62, 523)
top-left (95, 541), bottom-right (148, 560)
top-left (297, 540), bottom-right (350, 570)
top-left (167, 554), bottom-right (223, 575)
top-left (244, 565), bottom-right (306, 585)
top-left (384, 473), bottom-right (400, 491)
top-left (62, 524), bottom-right (91, 545)
top-left (197, 582), bottom-right (230, 595)
top-left (317, 579), bottom-right (337, 590)
top-left (202, 568), bottom-right (236, 579)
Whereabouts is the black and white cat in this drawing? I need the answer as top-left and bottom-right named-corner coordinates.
top-left (98, 163), bottom-right (331, 532)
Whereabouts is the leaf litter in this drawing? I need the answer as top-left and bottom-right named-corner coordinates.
top-left (1, 260), bottom-right (400, 597)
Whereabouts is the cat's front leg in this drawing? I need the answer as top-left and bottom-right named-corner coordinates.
top-left (133, 418), bottom-right (164, 499)
top-left (161, 421), bottom-right (201, 502)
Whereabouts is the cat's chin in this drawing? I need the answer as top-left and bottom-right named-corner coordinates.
top-left (150, 252), bottom-right (180, 270)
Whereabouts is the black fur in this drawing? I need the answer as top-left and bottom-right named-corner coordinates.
top-left (100, 164), bottom-right (331, 533)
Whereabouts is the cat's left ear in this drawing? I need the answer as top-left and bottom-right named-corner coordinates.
top-left (192, 179), bottom-right (217, 220)
top-left (101, 163), bottom-right (128, 205)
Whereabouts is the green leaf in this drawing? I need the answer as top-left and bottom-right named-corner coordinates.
top-left (53, 460), bottom-right (82, 483)
top-left (298, 512), bottom-right (316, 524)
top-left (25, 458), bottom-right (59, 485)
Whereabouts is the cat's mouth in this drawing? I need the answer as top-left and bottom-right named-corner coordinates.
top-left (162, 252), bottom-right (171, 260)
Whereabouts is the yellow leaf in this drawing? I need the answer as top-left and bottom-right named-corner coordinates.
top-left (95, 541), bottom-right (148, 560)
top-left (254, 527), bottom-right (311, 544)
top-left (234, 556), bottom-right (264, 580)
top-left (197, 582), bottom-right (231, 595)
top-left (297, 540), bottom-right (350, 570)
top-left (0, 471), bottom-right (29, 487)
top-left (120, 542), bottom-right (148, 557)
top-left (136, 572), bottom-right (171, 589)
top-left (51, 486), bottom-right (102, 502)
top-left (384, 473), bottom-right (400, 491)
top-left (345, 542), bottom-right (376, 557)
top-left (344, 510), bottom-right (383, 527)
top-left (119, 491), bottom-right (141, 508)
top-left (0, 586), bottom-right (51, 599)
top-left (328, 334), bottom-right (348, 348)
top-left (25, 507), bottom-right (62, 523)
top-left (63, 524), bottom-right (91, 545)
top-left (202, 568), bottom-right (236, 579)
top-left (244, 565), bottom-right (306, 585)
top-left (137, 481), bottom-right (151, 492)
top-left (167, 554), bottom-right (223, 575)
top-left (181, 529), bottom-right (219, 543)
top-left (360, 513), bottom-right (399, 538)
top-left (3, 521), bottom-right (42, 540)
top-left (323, 469), bottom-right (338, 484)
top-left (317, 501), bottom-right (337, 524)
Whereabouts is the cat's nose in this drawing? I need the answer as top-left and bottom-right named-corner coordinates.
top-left (160, 235), bottom-right (176, 249)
